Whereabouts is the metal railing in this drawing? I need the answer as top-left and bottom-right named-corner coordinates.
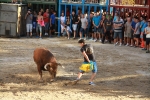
top-left (61, 0), bottom-right (107, 4)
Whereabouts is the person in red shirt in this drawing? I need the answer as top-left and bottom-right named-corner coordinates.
top-left (43, 9), bottom-right (50, 36)
top-left (66, 7), bottom-right (70, 17)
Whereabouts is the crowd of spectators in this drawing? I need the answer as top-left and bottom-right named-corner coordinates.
top-left (23, 7), bottom-right (150, 53)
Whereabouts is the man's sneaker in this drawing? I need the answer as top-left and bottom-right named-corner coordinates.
top-left (114, 42), bottom-right (118, 46)
top-left (99, 39), bottom-right (102, 42)
top-left (94, 39), bottom-right (97, 42)
top-left (89, 38), bottom-right (93, 41)
top-left (126, 43), bottom-right (129, 46)
top-left (89, 82), bottom-right (95, 85)
top-left (119, 43), bottom-right (122, 46)
top-left (84, 37), bottom-right (86, 40)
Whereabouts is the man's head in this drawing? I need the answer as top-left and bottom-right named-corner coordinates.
top-left (53, 11), bottom-right (56, 15)
top-left (72, 10), bottom-right (75, 15)
top-left (46, 9), bottom-right (49, 13)
top-left (61, 12), bottom-right (64, 16)
top-left (78, 39), bottom-right (85, 47)
top-left (28, 9), bottom-right (31, 14)
top-left (134, 16), bottom-right (139, 22)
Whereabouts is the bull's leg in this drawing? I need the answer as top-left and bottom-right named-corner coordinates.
top-left (37, 65), bottom-right (43, 81)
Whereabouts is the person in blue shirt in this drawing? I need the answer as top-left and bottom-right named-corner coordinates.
top-left (92, 12), bottom-right (102, 42)
top-left (140, 16), bottom-right (148, 50)
top-left (49, 11), bottom-right (56, 37)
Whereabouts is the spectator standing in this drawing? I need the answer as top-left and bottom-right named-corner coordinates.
top-left (43, 9), bottom-right (50, 36)
top-left (113, 16), bottom-right (124, 46)
top-left (71, 10), bottom-right (78, 39)
top-left (77, 14), bottom-right (81, 38)
top-left (133, 17), bottom-right (140, 47)
top-left (92, 12), bottom-right (101, 42)
top-left (79, 14), bottom-right (88, 40)
top-left (103, 14), bottom-right (113, 44)
top-left (100, 15), bottom-right (106, 42)
top-left (36, 11), bottom-right (44, 39)
top-left (49, 11), bottom-right (56, 37)
top-left (145, 19), bottom-right (150, 53)
top-left (124, 16), bottom-right (132, 46)
top-left (32, 11), bottom-right (37, 36)
top-left (140, 16), bottom-right (148, 50)
top-left (131, 16), bottom-right (136, 47)
top-left (25, 9), bottom-right (33, 38)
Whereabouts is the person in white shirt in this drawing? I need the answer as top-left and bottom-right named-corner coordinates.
top-left (60, 12), bottom-right (72, 39)
top-left (145, 19), bottom-right (150, 53)
top-left (79, 14), bottom-right (88, 40)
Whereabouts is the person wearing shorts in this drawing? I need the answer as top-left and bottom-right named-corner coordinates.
top-left (43, 9), bottom-right (49, 36)
top-left (113, 16), bottom-right (124, 46)
top-left (74, 39), bottom-right (97, 85)
top-left (93, 12), bottom-right (101, 42)
top-left (145, 19), bottom-right (150, 53)
top-left (124, 16), bottom-right (132, 46)
top-left (140, 16), bottom-right (148, 50)
top-left (25, 9), bottom-right (33, 38)
top-left (79, 14), bottom-right (88, 40)
top-left (71, 10), bottom-right (78, 39)
top-left (134, 17), bottom-right (140, 47)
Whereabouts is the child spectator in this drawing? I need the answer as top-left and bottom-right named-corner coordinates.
top-left (124, 16), bottom-right (132, 46)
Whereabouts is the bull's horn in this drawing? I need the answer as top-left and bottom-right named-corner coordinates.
top-left (44, 63), bottom-right (51, 70)
top-left (57, 63), bottom-right (65, 68)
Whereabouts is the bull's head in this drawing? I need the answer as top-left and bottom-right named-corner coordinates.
top-left (44, 63), bottom-right (64, 82)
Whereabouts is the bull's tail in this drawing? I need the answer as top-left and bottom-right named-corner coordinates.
top-left (57, 63), bottom-right (65, 68)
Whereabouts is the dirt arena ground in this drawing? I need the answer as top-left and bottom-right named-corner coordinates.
top-left (0, 37), bottom-right (150, 100)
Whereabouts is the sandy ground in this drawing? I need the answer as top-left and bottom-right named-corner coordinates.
top-left (0, 37), bottom-right (150, 100)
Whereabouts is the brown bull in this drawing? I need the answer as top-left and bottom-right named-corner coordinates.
top-left (33, 48), bottom-right (64, 81)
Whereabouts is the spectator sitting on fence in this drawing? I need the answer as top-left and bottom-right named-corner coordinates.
top-left (62, 16), bottom-right (72, 39)
top-left (12, 0), bottom-right (22, 4)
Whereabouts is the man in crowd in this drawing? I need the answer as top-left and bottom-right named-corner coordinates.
top-left (50, 11), bottom-right (56, 37)
top-left (103, 14), bottom-right (113, 44)
top-left (71, 10), bottom-right (78, 39)
top-left (43, 9), bottom-right (50, 36)
top-left (79, 14), bottom-right (88, 40)
top-left (92, 12), bottom-right (101, 42)
top-left (25, 9), bottom-right (33, 38)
